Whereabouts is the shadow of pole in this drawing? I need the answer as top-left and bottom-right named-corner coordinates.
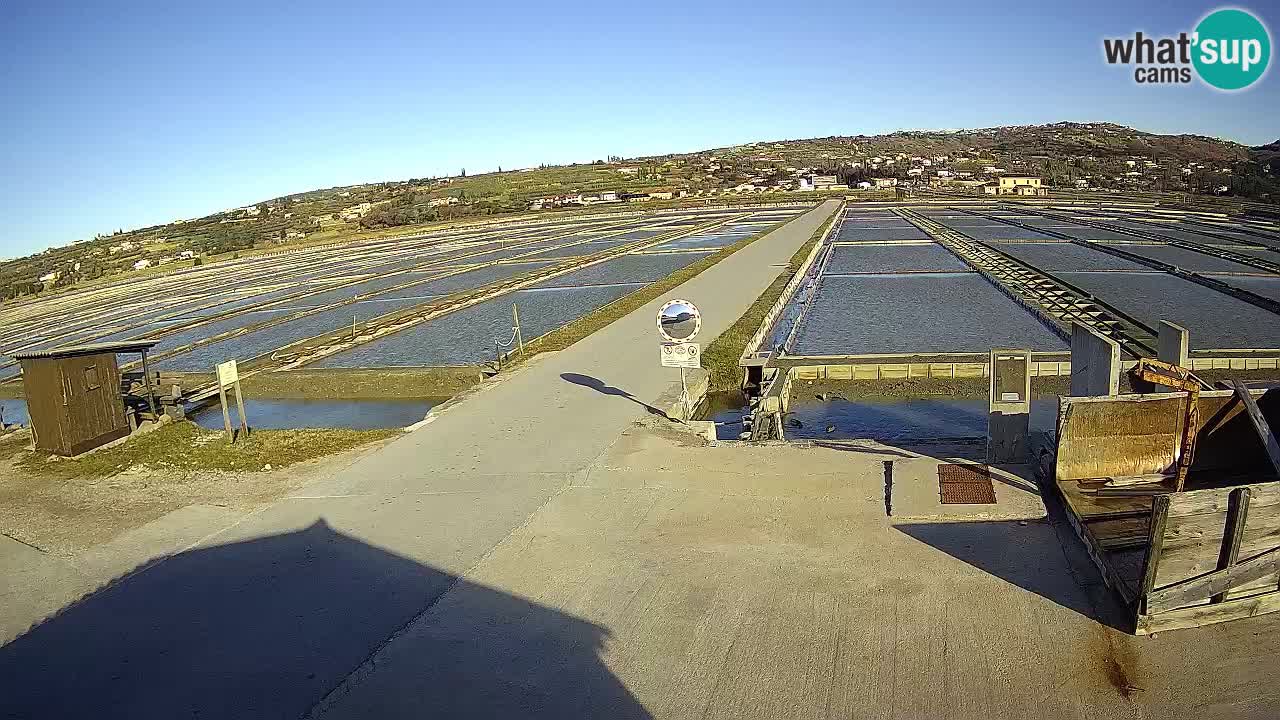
top-left (560, 372), bottom-right (671, 420)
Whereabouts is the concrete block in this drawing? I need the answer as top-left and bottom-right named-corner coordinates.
top-left (988, 349), bottom-right (1032, 464)
top-left (1156, 321), bottom-right (1190, 392)
top-left (1070, 323), bottom-right (1119, 397)
top-left (1157, 321), bottom-right (1189, 368)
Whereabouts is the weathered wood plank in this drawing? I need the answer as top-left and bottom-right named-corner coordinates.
top-left (1155, 501), bottom-right (1280, 588)
top-left (1055, 388), bottom-right (1277, 483)
top-left (1165, 481), bottom-right (1280, 518)
top-left (1213, 487), bottom-right (1252, 604)
top-left (1230, 381), bottom-right (1280, 478)
top-left (1137, 587), bottom-right (1280, 634)
top-left (1138, 494), bottom-right (1171, 609)
top-left (1049, 476), bottom-right (1140, 608)
top-left (1086, 516), bottom-right (1151, 551)
top-left (1057, 478), bottom-right (1153, 521)
top-left (1147, 544), bottom-right (1280, 614)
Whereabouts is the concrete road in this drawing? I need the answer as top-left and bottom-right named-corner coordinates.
top-left (0, 200), bottom-right (841, 719)
top-left (318, 428), bottom-right (1280, 720)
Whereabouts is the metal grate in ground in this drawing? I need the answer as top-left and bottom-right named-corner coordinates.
top-left (938, 463), bottom-right (997, 504)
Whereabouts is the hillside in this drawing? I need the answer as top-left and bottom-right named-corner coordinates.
top-left (3, 121), bottom-right (1276, 302)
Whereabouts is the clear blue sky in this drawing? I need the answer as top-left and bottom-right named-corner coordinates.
top-left (2, 0), bottom-right (1276, 257)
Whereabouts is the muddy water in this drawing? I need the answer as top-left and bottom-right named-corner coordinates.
top-left (700, 391), bottom-right (1057, 443)
top-left (191, 398), bottom-right (438, 431)
top-left (785, 397), bottom-right (1057, 442)
top-left (0, 398), bottom-right (29, 427)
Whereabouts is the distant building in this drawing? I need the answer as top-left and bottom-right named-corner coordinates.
top-left (870, 178), bottom-right (898, 189)
top-left (982, 175), bottom-right (1048, 196)
top-left (811, 175), bottom-right (837, 190)
top-left (796, 176), bottom-right (814, 191)
top-left (133, 259), bottom-right (152, 271)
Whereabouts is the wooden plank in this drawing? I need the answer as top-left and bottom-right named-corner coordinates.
top-left (1057, 478), bottom-right (1153, 521)
top-left (1156, 518), bottom-right (1280, 589)
top-left (1213, 487), bottom-right (1252, 603)
top-left (1103, 473), bottom-right (1171, 487)
top-left (1085, 516), bottom-right (1151, 551)
top-left (1055, 388), bottom-right (1277, 483)
top-left (1154, 483), bottom-right (1280, 589)
top-left (1146, 546), bottom-right (1280, 614)
top-left (1049, 476), bottom-right (1139, 607)
top-left (1165, 481), bottom-right (1280, 517)
top-left (1230, 381), bottom-right (1280, 478)
top-left (1138, 494), bottom-right (1171, 610)
top-left (1137, 588), bottom-right (1280, 635)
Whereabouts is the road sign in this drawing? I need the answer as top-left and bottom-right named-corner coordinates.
top-left (657, 299), bottom-right (701, 343)
top-left (661, 342), bottom-right (701, 369)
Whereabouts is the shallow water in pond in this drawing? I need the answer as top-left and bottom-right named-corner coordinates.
top-left (190, 398), bottom-right (439, 431)
top-left (701, 392), bottom-right (1056, 442)
top-left (0, 398), bottom-right (29, 427)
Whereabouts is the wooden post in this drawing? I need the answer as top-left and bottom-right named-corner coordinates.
top-left (1230, 381), bottom-right (1280, 478)
top-left (1138, 494), bottom-right (1171, 614)
top-left (139, 349), bottom-right (158, 418)
top-left (218, 382), bottom-right (234, 444)
top-left (215, 360), bottom-right (246, 443)
top-left (1212, 487), bottom-right (1251, 604)
top-left (233, 379), bottom-right (249, 439)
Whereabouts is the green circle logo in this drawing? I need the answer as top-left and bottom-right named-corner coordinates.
top-left (1193, 8), bottom-right (1271, 90)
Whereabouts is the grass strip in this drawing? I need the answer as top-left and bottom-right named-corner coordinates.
top-left (18, 421), bottom-right (397, 478)
top-left (701, 212), bottom-right (836, 391)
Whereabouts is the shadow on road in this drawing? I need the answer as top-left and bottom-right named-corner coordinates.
top-left (894, 513), bottom-right (1131, 632)
top-left (0, 520), bottom-right (651, 719)
top-left (560, 372), bottom-right (670, 418)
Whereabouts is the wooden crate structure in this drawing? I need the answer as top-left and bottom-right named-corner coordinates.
top-left (1049, 388), bottom-right (1280, 633)
top-left (14, 341), bottom-right (158, 457)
